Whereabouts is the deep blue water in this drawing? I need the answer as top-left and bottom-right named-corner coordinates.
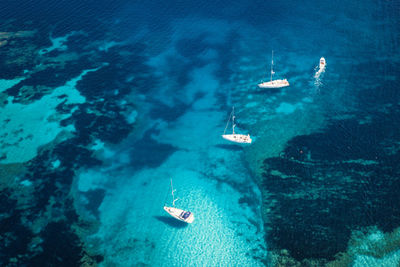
top-left (0, 0), bottom-right (399, 266)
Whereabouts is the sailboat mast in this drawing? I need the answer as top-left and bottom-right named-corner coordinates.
top-left (232, 106), bottom-right (236, 135)
top-left (270, 50), bottom-right (274, 82)
top-left (170, 179), bottom-right (177, 207)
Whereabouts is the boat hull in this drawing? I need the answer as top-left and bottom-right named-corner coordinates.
top-left (258, 79), bottom-right (290, 88)
top-left (222, 134), bottom-right (252, 144)
top-left (319, 57), bottom-right (326, 70)
top-left (315, 57), bottom-right (326, 78)
top-left (164, 206), bottom-right (194, 223)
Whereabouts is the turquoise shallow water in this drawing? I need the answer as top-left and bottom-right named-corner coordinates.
top-left (0, 0), bottom-right (400, 266)
top-left (74, 58), bottom-right (267, 265)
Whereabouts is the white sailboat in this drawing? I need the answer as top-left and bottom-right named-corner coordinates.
top-left (222, 107), bottom-right (252, 144)
top-left (163, 179), bottom-right (194, 224)
top-left (258, 50), bottom-right (289, 88)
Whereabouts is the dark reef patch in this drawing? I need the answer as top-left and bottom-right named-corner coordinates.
top-left (173, 35), bottom-right (211, 85)
top-left (130, 128), bottom-right (178, 170)
top-left (149, 99), bottom-right (191, 121)
top-left (6, 130), bottom-right (111, 265)
top-left (24, 138), bottom-right (101, 217)
top-left (83, 189), bottom-right (106, 218)
top-left (0, 36), bottom-right (39, 79)
top-left (29, 222), bottom-right (83, 267)
top-left (63, 105), bottom-right (133, 145)
top-left (149, 91), bottom-right (206, 122)
top-left (6, 59), bottom-right (95, 101)
top-left (76, 64), bottom-right (126, 100)
top-left (262, 105), bottom-right (400, 262)
top-left (0, 189), bottom-right (34, 264)
top-left (53, 138), bottom-right (103, 169)
top-left (0, 3), bottom-right (156, 266)
top-left (176, 35), bottom-right (209, 59)
top-left (213, 31), bottom-right (241, 82)
top-left (75, 43), bottom-right (152, 97)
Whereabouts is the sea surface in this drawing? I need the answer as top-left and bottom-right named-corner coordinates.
top-left (0, 0), bottom-right (399, 266)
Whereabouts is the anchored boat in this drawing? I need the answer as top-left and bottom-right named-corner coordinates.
top-left (258, 50), bottom-right (289, 89)
top-left (163, 179), bottom-right (194, 224)
top-left (222, 107), bottom-right (252, 144)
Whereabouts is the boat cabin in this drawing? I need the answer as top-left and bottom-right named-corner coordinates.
top-left (181, 211), bottom-right (192, 219)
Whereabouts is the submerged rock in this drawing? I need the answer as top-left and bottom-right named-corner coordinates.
top-left (261, 110), bottom-right (400, 264)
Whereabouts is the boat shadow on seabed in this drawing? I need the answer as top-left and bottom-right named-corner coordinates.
top-left (153, 216), bottom-right (188, 228)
